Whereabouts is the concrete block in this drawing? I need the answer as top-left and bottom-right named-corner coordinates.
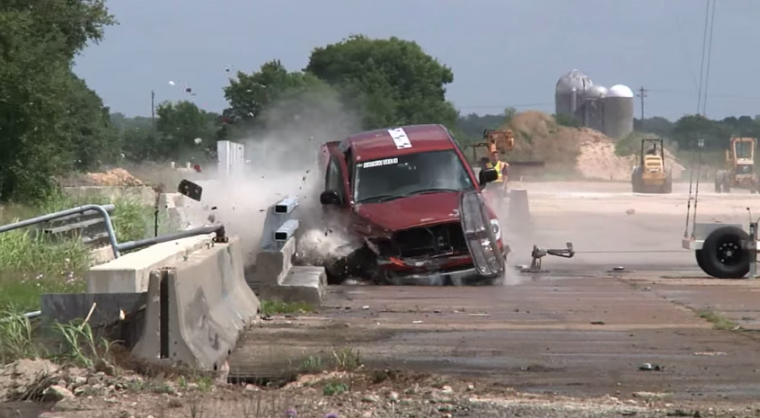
top-left (40, 292), bottom-right (146, 328)
top-left (86, 233), bottom-right (215, 293)
top-left (508, 189), bottom-right (530, 222)
top-left (247, 237), bottom-right (295, 288)
top-left (90, 246), bottom-right (116, 266)
top-left (132, 237), bottom-right (259, 371)
top-left (257, 266), bottom-right (327, 308)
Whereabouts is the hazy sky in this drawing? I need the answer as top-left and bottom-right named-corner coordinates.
top-left (73, 0), bottom-right (760, 121)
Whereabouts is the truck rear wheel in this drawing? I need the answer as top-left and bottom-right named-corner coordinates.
top-left (699, 226), bottom-right (751, 279)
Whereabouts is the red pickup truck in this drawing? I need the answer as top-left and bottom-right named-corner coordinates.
top-left (317, 124), bottom-right (508, 285)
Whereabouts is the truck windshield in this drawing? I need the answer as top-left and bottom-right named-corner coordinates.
top-left (353, 150), bottom-right (475, 204)
top-left (735, 141), bottom-right (753, 159)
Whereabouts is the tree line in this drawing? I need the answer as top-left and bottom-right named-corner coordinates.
top-left (3, 1), bottom-right (757, 201)
top-left (1, 1), bottom-right (461, 201)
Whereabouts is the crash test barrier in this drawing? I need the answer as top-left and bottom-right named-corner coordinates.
top-left (42, 235), bottom-right (260, 372)
top-left (508, 189), bottom-right (530, 223)
top-left (247, 197), bottom-right (327, 308)
top-left (131, 235), bottom-right (259, 371)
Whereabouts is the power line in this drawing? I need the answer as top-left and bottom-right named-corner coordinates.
top-left (696, 0), bottom-right (711, 114)
top-left (637, 87), bottom-right (648, 121)
top-left (701, 0), bottom-right (717, 116)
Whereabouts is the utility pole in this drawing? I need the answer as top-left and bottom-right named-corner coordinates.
top-left (150, 90), bottom-right (156, 134)
top-left (637, 86), bottom-right (648, 122)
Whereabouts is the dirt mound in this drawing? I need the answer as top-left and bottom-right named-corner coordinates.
top-left (575, 130), bottom-right (636, 181)
top-left (508, 111), bottom-right (581, 172)
top-left (507, 111), bottom-right (683, 181)
top-left (84, 168), bottom-right (143, 187)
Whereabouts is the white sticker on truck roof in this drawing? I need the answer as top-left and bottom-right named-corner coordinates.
top-left (388, 128), bottom-right (412, 149)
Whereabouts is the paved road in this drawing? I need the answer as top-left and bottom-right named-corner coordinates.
top-left (230, 181), bottom-right (760, 402)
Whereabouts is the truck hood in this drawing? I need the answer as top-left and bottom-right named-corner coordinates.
top-left (355, 191), bottom-right (462, 232)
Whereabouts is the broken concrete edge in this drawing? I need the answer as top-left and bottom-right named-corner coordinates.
top-left (132, 236), bottom-right (260, 371)
top-left (86, 233), bottom-right (217, 294)
top-left (256, 265), bottom-right (327, 309)
top-left (247, 236), bottom-right (328, 308)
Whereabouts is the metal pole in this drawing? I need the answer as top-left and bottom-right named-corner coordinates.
top-left (750, 222), bottom-right (757, 280)
top-left (0, 204), bottom-right (121, 258)
top-left (116, 224), bottom-right (225, 253)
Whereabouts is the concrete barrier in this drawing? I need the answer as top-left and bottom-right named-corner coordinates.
top-left (86, 233), bottom-right (216, 293)
top-left (247, 197), bottom-right (327, 308)
top-left (132, 236), bottom-right (259, 371)
top-left (508, 189), bottom-right (531, 224)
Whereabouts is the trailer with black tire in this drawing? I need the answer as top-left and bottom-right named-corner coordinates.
top-left (682, 139), bottom-right (758, 279)
top-left (682, 223), bottom-right (755, 279)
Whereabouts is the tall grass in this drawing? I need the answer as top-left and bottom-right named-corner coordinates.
top-left (0, 306), bottom-right (111, 367)
top-left (0, 190), bottom-right (157, 311)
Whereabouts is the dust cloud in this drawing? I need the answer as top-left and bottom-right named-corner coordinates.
top-left (195, 90), bottom-right (362, 267)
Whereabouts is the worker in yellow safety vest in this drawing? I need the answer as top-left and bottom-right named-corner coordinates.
top-left (484, 150), bottom-right (509, 204)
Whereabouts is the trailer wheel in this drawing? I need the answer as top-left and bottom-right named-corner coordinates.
top-left (700, 226), bottom-right (751, 279)
top-left (695, 250), bottom-right (716, 277)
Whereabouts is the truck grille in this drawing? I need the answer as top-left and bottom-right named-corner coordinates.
top-left (377, 222), bottom-right (468, 259)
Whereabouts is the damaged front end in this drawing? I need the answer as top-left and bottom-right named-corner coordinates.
top-left (368, 191), bottom-right (507, 285)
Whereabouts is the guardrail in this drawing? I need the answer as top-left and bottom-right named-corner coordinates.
top-left (0, 203), bottom-right (228, 259)
top-left (260, 197), bottom-right (300, 251)
top-left (36, 204), bottom-right (116, 248)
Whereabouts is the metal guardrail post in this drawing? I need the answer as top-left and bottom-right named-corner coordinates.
top-left (260, 197), bottom-right (300, 251)
top-left (750, 222), bottom-right (758, 280)
top-left (0, 204), bottom-right (121, 258)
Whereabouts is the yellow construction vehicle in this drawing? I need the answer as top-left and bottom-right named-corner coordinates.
top-left (631, 137), bottom-right (672, 194)
top-left (715, 137), bottom-right (758, 193)
top-left (467, 128), bottom-right (545, 172)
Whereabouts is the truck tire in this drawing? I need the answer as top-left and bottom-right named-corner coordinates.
top-left (714, 171), bottom-right (723, 193)
top-left (695, 249), bottom-right (716, 277)
top-left (662, 174), bottom-right (673, 194)
top-left (699, 226), bottom-right (751, 279)
top-left (631, 167), bottom-right (642, 193)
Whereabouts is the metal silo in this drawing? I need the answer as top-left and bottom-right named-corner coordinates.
top-left (602, 84), bottom-right (634, 139)
top-left (583, 85), bottom-right (607, 132)
top-left (555, 70), bottom-right (594, 124)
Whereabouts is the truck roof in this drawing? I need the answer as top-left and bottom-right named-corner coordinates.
top-left (343, 124), bottom-right (457, 162)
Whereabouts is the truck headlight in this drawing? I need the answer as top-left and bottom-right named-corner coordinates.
top-left (490, 219), bottom-right (501, 241)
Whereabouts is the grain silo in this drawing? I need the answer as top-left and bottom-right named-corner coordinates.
top-left (583, 85), bottom-right (607, 133)
top-left (602, 84), bottom-right (634, 139)
top-left (555, 70), bottom-right (594, 124)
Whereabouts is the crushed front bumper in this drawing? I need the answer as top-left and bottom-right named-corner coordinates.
top-left (375, 246), bottom-right (510, 285)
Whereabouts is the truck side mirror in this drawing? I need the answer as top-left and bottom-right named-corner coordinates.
top-left (479, 168), bottom-right (499, 186)
top-left (320, 190), bottom-right (342, 206)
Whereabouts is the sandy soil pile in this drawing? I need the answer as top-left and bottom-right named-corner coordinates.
top-left (507, 111), bottom-right (684, 181)
top-left (84, 168), bottom-right (144, 186)
top-left (508, 111), bottom-right (581, 172)
top-left (575, 129), bottom-right (636, 180)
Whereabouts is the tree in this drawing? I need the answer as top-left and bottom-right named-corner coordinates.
top-left (64, 73), bottom-right (119, 170)
top-left (305, 35), bottom-right (459, 130)
top-left (0, 0), bottom-right (115, 201)
top-left (670, 114), bottom-right (732, 151)
top-left (154, 101), bottom-right (219, 161)
top-left (222, 60), bottom-right (353, 142)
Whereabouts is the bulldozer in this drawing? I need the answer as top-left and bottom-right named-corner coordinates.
top-left (715, 137), bottom-right (758, 193)
top-left (631, 137), bottom-right (672, 194)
